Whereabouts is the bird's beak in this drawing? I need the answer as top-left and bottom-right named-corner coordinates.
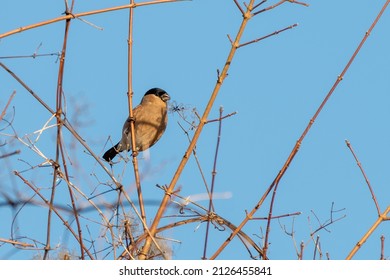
top-left (161, 93), bottom-right (171, 102)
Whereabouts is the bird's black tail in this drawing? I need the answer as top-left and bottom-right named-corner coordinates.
top-left (103, 143), bottom-right (119, 162)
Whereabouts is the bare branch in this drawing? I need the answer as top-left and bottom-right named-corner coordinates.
top-left (253, 0), bottom-right (268, 11)
top-left (346, 205), bottom-right (390, 259)
top-left (0, 0), bottom-right (189, 39)
top-left (298, 241), bottom-right (304, 260)
top-left (0, 237), bottom-right (34, 248)
top-left (380, 235), bottom-right (385, 260)
top-left (310, 203), bottom-right (346, 237)
top-left (250, 211), bottom-right (302, 220)
top-left (253, 0), bottom-right (309, 16)
top-left (0, 150), bottom-right (21, 159)
top-left (345, 139), bottom-right (381, 215)
top-left (233, 0), bottom-right (245, 15)
top-left (238, 23), bottom-right (298, 48)
top-left (202, 106), bottom-right (224, 259)
top-left (0, 91), bottom-right (16, 122)
top-left (205, 111), bottom-right (237, 124)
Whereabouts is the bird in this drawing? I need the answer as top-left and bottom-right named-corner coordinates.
top-left (103, 88), bottom-right (170, 162)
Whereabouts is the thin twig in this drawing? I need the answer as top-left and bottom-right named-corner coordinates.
top-left (289, 0), bottom-right (309, 7)
top-left (263, 179), bottom-right (279, 257)
top-left (0, 52), bottom-right (61, 60)
top-left (298, 241), bottom-right (304, 260)
top-left (205, 111), bottom-right (237, 124)
top-left (310, 203), bottom-right (346, 237)
top-left (233, 0), bottom-right (245, 15)
top-left (0, 238), bottom-right (34, 248)
top-left (0, 91), bottom-right (16, 122)
top-left (380, 235), bottom-right (385, 260)
top-left (250, 211), bottom-right (301, 220)
top-left (202, 106), bottom-right (224, 259)
top-left (253, 0), bottom-right (268, 11)
top-left (238, 23), bottom-right (298, 48)
top-left (253, 0), bottom-right (308, 16)
top-left (345, 139), bottom-right (381, 215)
top-left (253, 0), bottom-right (285, 15)
top-left (0, 150), bottom-right (21, 159)
top-left (177, 121), bottom-right (212, 202)
top-left (76, 17), bottom-right (104, 30)
top-left (313, 235), bottom-right (320, 260)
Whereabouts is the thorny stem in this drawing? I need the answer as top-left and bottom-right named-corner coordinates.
top-left (238, 23), bottom-right (298, 48)
top-left (253, 0), bottom-right (309, 16)
top-left (251, 211), bottom-right (301, 220)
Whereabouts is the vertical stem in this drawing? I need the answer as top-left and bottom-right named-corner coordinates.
top-left (127, 0), bottom-right (147, 227)
top-left (44, 10), bottom-right (70, 260)
top-left (202, 107), bottom-right (223, 259)
top-left (43, 152), bottom-right (59, 259)
top-left (380, 235), bottom-right (385, 260)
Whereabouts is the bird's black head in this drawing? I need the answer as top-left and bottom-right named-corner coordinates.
top-left (144, 88), bottom-right (170, 102)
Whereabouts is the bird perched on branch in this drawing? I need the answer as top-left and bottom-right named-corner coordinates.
top-left (103, 88), bottom-right (170, 162)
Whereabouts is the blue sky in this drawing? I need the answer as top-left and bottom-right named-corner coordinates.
top-left (1, 0), bottom-right (390, 260)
